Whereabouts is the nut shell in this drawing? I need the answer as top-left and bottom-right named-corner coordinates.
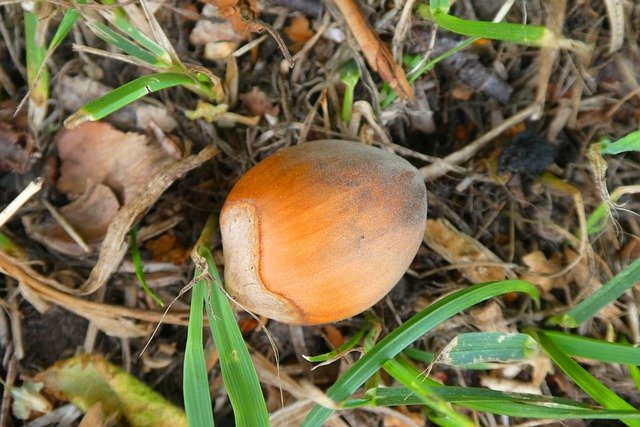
top-left (220, 140), bottom-right (427, 325)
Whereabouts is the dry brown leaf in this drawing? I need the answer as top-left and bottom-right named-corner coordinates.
top-left (201, 0), bottom-right (261, 38)
top-left (0, 101), bottom-right (36, 173)
top-left (284, 15), bottom-right (314, 52)
top-left (78, 402), bottom-right (104, 427)
top-left (144, 233), bottom-right (190, 265)
top-left (239, 86), bottom-right (280, 117)
top-left (470, 300), bottom-right (511, 333)
top-left (520, 250), bottom-right (568, 293)
top-left (56, 122), bottom-right (175, 204)
top-left (564, 247), bottom-right (601, 296)
top-left (423, 218), bottom-right (514, 283)
top-left (332, 0), bottom-right (412, 100)
top-left (23, 184), bottom-right (120, 257)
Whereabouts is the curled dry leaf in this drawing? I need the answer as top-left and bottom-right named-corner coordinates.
top-left (203, 0), bottom-right (261, 38)
top-left (0, 100), bottom-right (36, 173)
top-left (36, 354), bottom-right (186, 427)
top-left (239, 86), bottom-right (280, 117)
top-left (23, 184), bottom-right (120, 257)
top-left (23, 122), bottom-right (177, 256)
top-left (519, 250), bottom-right (568, 293)
top-left (332, 0), bottom-right (412, 100)
top-left (284, 15), bottom-right (314, 52)
top-left (423, 218), bottom-right (515, 283)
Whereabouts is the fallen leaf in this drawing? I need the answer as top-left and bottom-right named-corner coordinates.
top-left (284, 15), bottom-right (314, 52)
top-left (239, 86), bottom-right (280, 117)
top-left (36, 354), bottom-right (186, 427)
top-left (144, 233), bottom-right (190, 265)
top-left (332, 0), bottom-right (412, 99)
top-left (23, 184), bottom-right (120, 257)
top-left (424, 218), bottom-right (515, 283)
top-left (9, 381), bottom-right (53, 420)
top-left (519, 250), bottom-right (567, 293)
top-left (56, 121), bottom-right (176, 203)
top-left (470, 300), bottom-right (511, 333)
top-left (22, 122), bottom-right (178, 256)
top-left (201, 0), bottom-right (262, 38)
top-left (78, 402), bottom-right (104, 427)
top-left (0, 100), bottom-right (36, 173)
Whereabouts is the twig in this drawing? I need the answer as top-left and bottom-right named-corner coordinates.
top-left (42, 199), bottom-right (91, 254)
top-left (420, 104), bottom-right (541, 181)
top-left (0, 177), bottom-right (44, 228)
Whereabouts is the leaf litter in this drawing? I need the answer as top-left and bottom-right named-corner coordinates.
top-left (1, 0), bottom-right (640, 425)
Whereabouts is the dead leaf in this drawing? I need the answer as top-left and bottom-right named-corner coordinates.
top-left (56, 122), bottom-right (176, 204)
top-left (284, 15), bottom-right (314, 52)
top-left (78, 402), bottom-right (104, 427)
top-left (332, 0), bottom-right (412, 100)
top-left (239, 86), bottom-right (280, 117)
top-left (23, 184), bottom-right (120, 257)
top-left (470, 301), bottom-right (511, 333)
top-left (36, 354), bottom-right (186, 427)
top-left (201, 0), bottom-right (262, 38)
top-left (144, 233), bottom-right (190, 265)
top-left (0, 101), bottom-right (36, 173)
top-left (519, 250), bottom-right (567, 293)
top-left (424, 218), bottom-right (515, 283)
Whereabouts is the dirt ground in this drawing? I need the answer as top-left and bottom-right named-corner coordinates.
top-left (0, 0), bottom-right (639, 425)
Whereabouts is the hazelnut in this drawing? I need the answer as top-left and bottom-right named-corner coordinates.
top-left (220, 140), bottom-right (427, 325)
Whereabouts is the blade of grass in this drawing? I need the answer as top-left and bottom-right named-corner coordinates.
top-left (403, 347), bottom-right (434, 363)
top-left (87, 20), bottom-right (161, 65)
top-left (24, 9), bottom-right (49, 128)
top-left (531, 330), bottom-right (640, 427)
top-left (356, 382), bottom-right (640, 419)
top-left (196, 229), bottom-right (269, 426)
top-left (537, 330), bottom-right (640, 365)
top-left (438, 332), bottom-right (539, 369)
top-left (303, 327), bottom-right (366, 363)
top-left (47, 3), bottom-right (84, 52)
top-left (301, 280), bottom-right (539, 426)
top-left (549, 258), bottom-right (640, 327)
top-left (383, 355), bottom-right (475, 426)
top-left (416, 4), bottom-right (555, 47)
top-left (103, 10), bottom-right (171, 64)
top-left (129, 226), bottom-right (164, 307)
top-left (183, 274), bottom-right (215, 426)
top-left (600, 130), bottom-right (640, 155)
top-left (64, 72), bottom-right (197, 128)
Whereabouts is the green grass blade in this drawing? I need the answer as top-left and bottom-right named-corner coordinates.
top-left (630, 364), bottom-right (640, 392)
top-left (64, 72), bottom-right (196, 128)
top-left (439, 332), bottom-right (539, 369)
top-left (537, 330), bottom-right (640, 365)
top-left (129, 227), bottom-right (164, 307)
top-left (403, 347), bottom-right (434, 363)
top-left (304, 327), bottom-right (366, 363)
top-left (48, 8), bottom-right (82, 52)
top-left (532, 330), bottom-right (640, 427)
top-left (105, 11), bottom-right (171, 64)
top-left (346, 386), bottom-right (640, 419)
top-left (88, 20), bottom-right (160, 65)
top-left (549, 258), bottom-right (640, 327)
top-left (416, 4), bottom-right (551, 46)
top-left (383, 356), bottom-right (475, 426)
top-left (302, 280), bottom-right (539, 426)
top-left (199, 246), bottom-right (270, 427)
top-left (24, 10), bottom-right (49, 126)
top-left (183, 277), bottom-right (215, 426)
top-left (600, 130), bottom-right (640, 155)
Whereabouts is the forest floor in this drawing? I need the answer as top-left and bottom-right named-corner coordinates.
top-left (0, 0), bottom-right (639, 426)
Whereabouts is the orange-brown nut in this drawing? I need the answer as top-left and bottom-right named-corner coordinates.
top-left (220, 140), bottom-right (427, 325)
